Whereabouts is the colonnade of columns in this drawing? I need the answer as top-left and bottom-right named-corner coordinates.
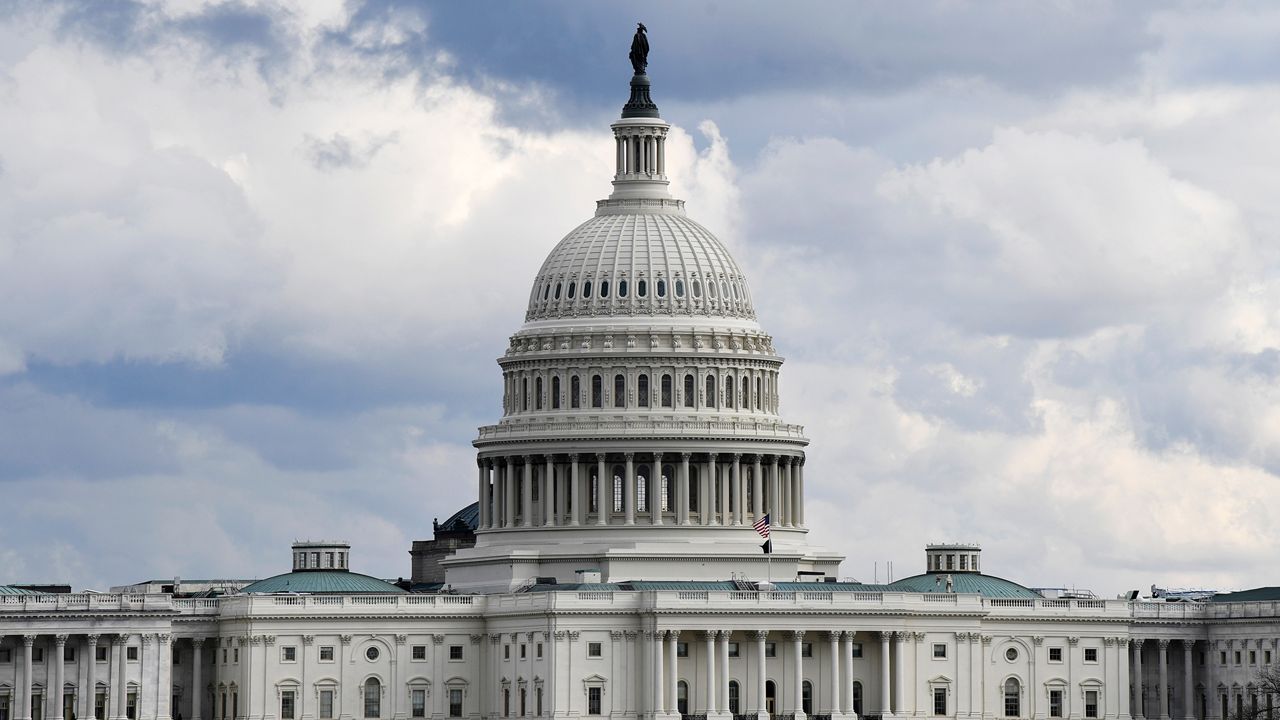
top-left (477, 452), bottom-right (805, 531)
top-left (615, 132), bottom-right (666, 178)
top-left (1, 632), bottom-right (172, 720)
top-left (1131, 638), bottom-right (1199, 720)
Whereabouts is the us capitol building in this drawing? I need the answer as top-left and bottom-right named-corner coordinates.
top-left (2, 31), bottom-right (1278, 720)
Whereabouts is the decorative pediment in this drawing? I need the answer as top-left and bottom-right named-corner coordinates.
top-left (929, 675), bottom-right (953, 685)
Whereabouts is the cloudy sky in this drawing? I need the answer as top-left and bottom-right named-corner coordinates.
top-left (2, 0), bottom-right (1278, 595)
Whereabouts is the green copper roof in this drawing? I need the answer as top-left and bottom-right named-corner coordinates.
top-left (240, 571), bottom-right (405, 595)
top-left (888, 572), bottom-right (1041, 599)
top-left (0, 585), bottom-right (39, 596)
top-left (1210, 587), bottom-right (1280, 603)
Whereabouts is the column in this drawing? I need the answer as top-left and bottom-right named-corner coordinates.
top-left (770, 457), bottom-right (781, 527)
top-left (616, 137), bottom-right (624, 175)
top-left (893, 633), bottom-right (905, 719)
top-left (1158, 640), bottom-right (1170, 720)
top-left (657, 135), bottom-right (666, 175)
top-left (113, 636), bottom-right (127, 720)
top-left (1134, 639), bottom-right (1146, 720)
top-left (192, 640), bottom-right (204, 720)
top-left (795, 459), bottom-right (805, 527)
top-left (719, 632), bottom-right (730, 716)
top-left (1117, 638), bottom-right (1132, 720)
top-left (732, 454), bottom-right (744, 526)
top-left (842, 632), bottom-right (856, 716)
top-left (828, 632), bottom-right (841, 716)
top-left (54, 636), bottom-right (67, 720)
top-left (667, 632), bottom-right (679, 716)
top-left (22, 635), bottom-right (35, 720)
top-left (490, 635), bottom-right (502, 720)
top-left (521, 457), bottom-right (533, 528)
top-left (704, 632), bottom-right (718, 716)
top-left (477, 460), bottom-right (489, 530)
top-left (654, 632), bottom-right (665, 718)
top-left (754, 632), bottom-right (768, 720)
top-left (569, 454), bottom-right (581, 526)
top-left (752, 456), bottom-right (763, 520)
top-left (792, 631), bottom-right (806, 719)
top-left (782, 459), bottom-right (793, 527)
top-left (503, 459), bottom-right (516, 528)
top-left (702, 454), bottom-right (716, 526)
top-left (624, 453), bottom-right (636, 525)
top-left (652, 453), bottom-right (664, 526)
top-left (1182, 641), bottom-right (1194, 720)
top-left (679, 453), bottom-right (691, 526)
top-left (87, 636), bottom-right (100, 720)
top-left (545, 456), bottom-right (555, 526)
top-left (596, 454), bottom-right (608, 526)
top-left (140, 633), bottom-right (153, 720)
top-left (719, 464), bottom-right (730, 527)
top-left (158, 635), bottom-right (172, 720)
top-left (880, 633), bottom-right (892, 718)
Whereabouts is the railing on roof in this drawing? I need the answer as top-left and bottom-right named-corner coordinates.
top-left (476, 417), bottom-right (807, 441)
top-left (0, 594), bottom-right (180, 613)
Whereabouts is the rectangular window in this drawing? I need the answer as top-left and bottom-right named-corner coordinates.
top-left (504, 645), bottom-right (511, 661)
top-left (233, 648), bottom-right (239, 663)
top-left (933, 643), bottom-right (947, 659)
top-left (64, 646), bottom-right (76, 663)
top-left (282, 646), bottom-right (296, 662)
top-left (1235, 651), bottom-right (1242, 665)
top-left (1267, 650), bottom-right (1273, 665)
top-left (33, 648), bottom-right (44, 663)
top-left (588, 643), bottom-right (602, 658)
top-left (412, 690), bottom-right (426, 718)
top-left (96, 646), bottom-right (108, 662)
top-left (588, 687), bottom-right (602, 715)
top-left (319, 691), bottom-right (334, 719)
top-left (222, 648), bottom-right (228, 664)
top-left (765, 643), bottom-right (776, 658)
top-left (1221, 651), bottom-right (1227, 665)
top-left (31, 696), bottom-right (42, 720)
top-left (851, 643), bottom-right (863, 658)
top-left (1085, 691), bottom-right (1099, 719)
top-left (0, 695), bottom-right (8, 720)
top-left (1049, 690), bottom-right (1063, 718)
top-left (449, 689), bottom-right (464, 718)
top-left (934, 688), bottom-right (947, 716)
top-left (537, 643), bottom-right (543, 659)
top-left (0, 648), bottom-right (10, 663)
top-left (802, 643), bottom-right (812, 658)
top-left (1250, 651), bottom-right (1257, 665)
top-left (676, 643), bottom-right (688, 658)
top-left (409, 645), bottom-right (426, 661)
top-left (449, 646), bottom-right (464, 661)
top-left (320, 646), bottom-right (335, 662)
top-left (1049, 647), bottom-right (1063, 663)
top-left (127, 647), bottom-right (138, 662)
top-left (172, 647), bottom-right (181, 665)
top-left (537, 687), bottom-right (543, 717)
top-left (520, 645), bottom-right (527, 659)
top-left (281, 691), bottom-right (296, 720)
top-left (1084, 648), bottom-right (1098, 663)
top-left (728, 642), bottom-right (740, 658)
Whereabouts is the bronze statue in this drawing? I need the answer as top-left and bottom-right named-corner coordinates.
top-left (629, 23), bottom-right (648, 74)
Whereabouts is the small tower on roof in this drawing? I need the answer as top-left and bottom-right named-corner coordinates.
top-left (926, 543), bottom-right (981, 574)
top-left (292, 541), bottom-right (350, 572)
top-left (609, 22), bottom-right (671, 201)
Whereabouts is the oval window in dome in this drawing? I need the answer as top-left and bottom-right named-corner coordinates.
top-left (692, 280), bottom-right (702, 298)
top-left (554, 282), bottom-right (562, 300)
top-left (543, 283), bottom-right (550, 301)
top-left (657, 279), bottom-right (666, 298)
top-left (637, 279), bottom-right (647, 298)
top-left (618, 279), bottom-right (629, 298)
top-left (721, 281), bottom-right (730, 298)
top-left (675, 279), bottom-right (684, 297)
top-left (600, 280), bottom-right (610, 298)
top-left (583, 280), bottom-right (592, 298)
top-left (568, 281), bottom-right (576, 299)
top-left (732, 282), bottom-right (740, 299)
top-left (708, 281), bottom-right (717, 299)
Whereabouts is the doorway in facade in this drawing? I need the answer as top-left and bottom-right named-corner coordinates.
top-left (765, 681), bottom-right (776, 715)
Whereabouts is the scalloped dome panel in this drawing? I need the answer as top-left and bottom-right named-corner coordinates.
top-left (525, 211), bottom-right (756, 322)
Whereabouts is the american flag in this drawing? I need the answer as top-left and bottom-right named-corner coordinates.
top-left (753, 514), bottom-right (771, 540)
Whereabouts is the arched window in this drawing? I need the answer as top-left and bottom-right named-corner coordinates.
top-left (677, 682), bottom-right (689, 715)
top-left (1004, 678), bottom-right (1020, 718)
top-left (614, 374), bottom-right (626, 408)
top-left (637, 374), bottom-right (649, 407)
top-left (612, 467), bottom-right (624, 513)
top-left (570, 376), bottom-right (580, 409)
top-left (656, 279), bottom-right (667, 297)
top-left (554, 283), bottom-right (562, 300)
top-left (683, 374), bottom-right (695, 408)
top-left (600, 280), bottom-right (609, 298)
top-left (732, 282), bottom-right (740, 299)
top-left (725, 378), bottom-right (735, 408)
top-left (852, 682), bottom-right (863, 716)
top-left (618, 279), bottom-right (629, 298)
top-left (535, 377), bottom-right (543, 410)
top-left (802, 681), bottom-right (813, 715)
top-left (637, 279), bottom-right (647, 297)
top-left (662, 465), bottom-right (675, 511)
top-left (591, 375), bottom-right (603, 408)
top-left (721, 281), bottom-right (730, 298)
top-left (567, 281), bottom-right (576, 299)
top-left (583, 280), bottom-right (592, 298)
top-left (708, 280), bottom-right (717, 299)
top-left (692, 279), bottom-right (702, 298)
top-left (705, 375), bottom-right (717, 408)
top-left (542, 283), bottom-right (550, 301)
top-left (522, 378), bottom-right (528, 411)
top-left (364, 679), bottom-right (381, 719)
top-left (742, 377), bottom-right (749, 410)
top-left (729, 681), bottom-right (741, 715)
top-left (660, 374), bottom-right (672, 407)
top-left (756, 377), bottom-right (762, 411)
top-left (765, 681), bottom-right (777, 715)
top-left (637, 465), bottom-right (649, 512)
